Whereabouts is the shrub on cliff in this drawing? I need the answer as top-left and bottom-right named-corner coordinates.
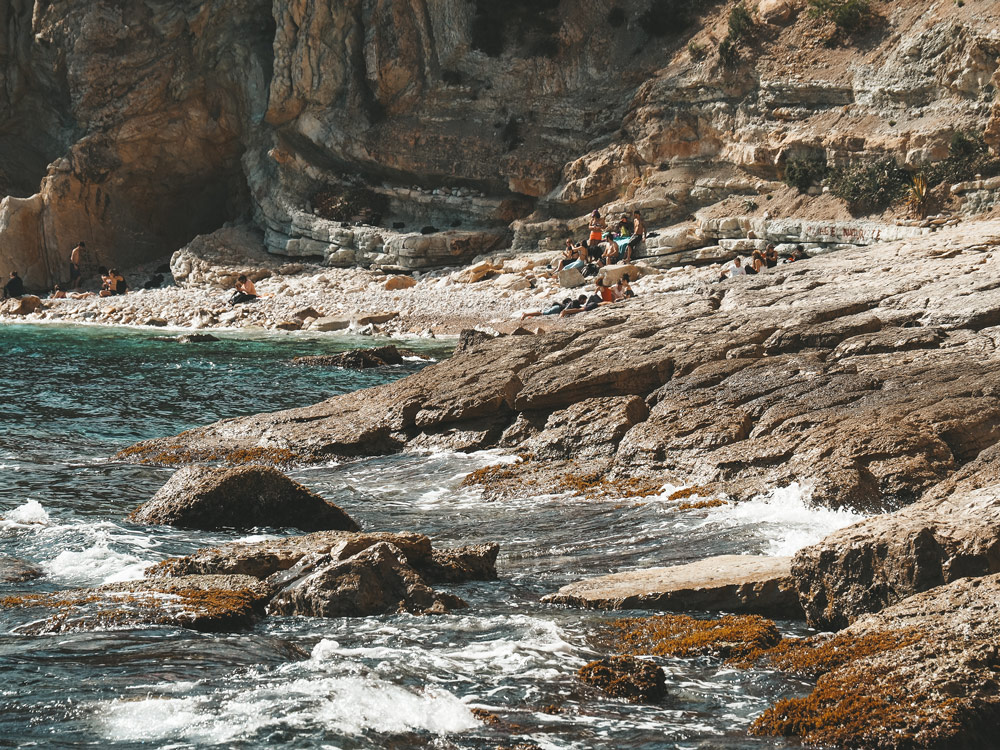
top-left (784, 157), bottom-right (830, 192)
top-left (808, 0), bottom-right (871, 35)
top-left (829, 157), bottom-right (909, 215)
top-left (313, 186), bottom-right (389, 225)
top-left (925, 131), bottom-right (1000, 186)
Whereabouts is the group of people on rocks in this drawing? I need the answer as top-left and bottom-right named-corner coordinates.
top-left (522, 273), bottom-right (636, 320)
top-left (553, 209), bottom-right (646, 276)
top-left (718, 243), bottom-right (809, 281)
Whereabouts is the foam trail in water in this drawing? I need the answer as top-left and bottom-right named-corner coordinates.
top-left (703, 482), bottom-right (865, 556)
top-left (98, 677), bottom-right (478, 744)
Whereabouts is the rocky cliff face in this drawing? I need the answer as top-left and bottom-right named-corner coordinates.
top-left (0, 0), bottom-right (998, 287)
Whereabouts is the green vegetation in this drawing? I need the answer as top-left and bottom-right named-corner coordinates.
top-left (717, 1), bottom-right (756, 70)
top-left (727, 1), bottom-right (755, 41)
top-left (688, 40), bottom-right (708, 59)
top-left (828, 157), bottom-right (909, 214)
top-left (807, 0), bottom-right (872, 34)
top-left (924, 130), bottom-right (1000, 186)
top-left (783, 156), bottom-right (830, 192)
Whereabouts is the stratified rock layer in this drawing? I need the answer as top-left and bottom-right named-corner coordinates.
top-left (127, 465), bottom-right (359, 533)
top-left (122, 223), bottom-right (1000, 515)
top-left (545, 555), bottom-right (801, 618)
top-left (793, 442), bottom-right (1000, 629)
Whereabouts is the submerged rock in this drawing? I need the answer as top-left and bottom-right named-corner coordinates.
top-left (2, 574), bottom-right (270, 634)
top-left (578, 656), bottom-right (666, 704)
top-left (291, 345), bottom-right (406, 369)
top-left (0, 556), bottom-right (44, 583)
top-left (545, 555), bottom-right (801, 618)
top-left (127, 465), bottom-right (359, 533)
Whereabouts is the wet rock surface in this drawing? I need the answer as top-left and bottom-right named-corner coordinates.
top-left (1, 574), bottom-right (271, 634)
top-left (127, 465), bottom-right (359, 533)
top-left (577, 656), bottom-right (666, 704)
top-left (0, 557), bottom-right (44, 584)
top-left (290, 345), bottom-right (408, 369)
top-left (546, 555), bottom-right (801, 618)
top-left (749, 575), bottom-right (1000, 749)
top-left (2, 531), bottom-right (498, 632)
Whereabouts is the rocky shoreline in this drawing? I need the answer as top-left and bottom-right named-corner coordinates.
top-left (103, 217), bottom-right (1000, 746)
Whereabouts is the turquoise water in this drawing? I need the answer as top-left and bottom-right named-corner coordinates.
top-left (0, 323), bottom-right (850, 749)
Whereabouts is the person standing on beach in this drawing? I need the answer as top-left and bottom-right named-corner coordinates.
top-left (69, 242), bottom-right (85, 289)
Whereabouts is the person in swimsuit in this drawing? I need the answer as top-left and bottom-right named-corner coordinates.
top-left (69, 242), bottom-right (85, 289)
top-left (521, 298), bottom-right (573, 320)
top-left (625, 210), bottom-right (645, 263)
top-left (588, 210), bottom-right (605, 245)
top-left (51, 284), bottom-right (67, 299)
top-left (230, 274), bottom-right (258, 304)
top-left (99, 269), bottom-right (127, 296)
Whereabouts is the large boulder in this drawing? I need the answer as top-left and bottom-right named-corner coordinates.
top-left (0, 295), bottom-right (41, 316)
top-left (149, 530), bottom-right (499, 586)
top-left (267, 541), bottom-right (466, 617)
top-left (127, 466), bottom-right (359, 532)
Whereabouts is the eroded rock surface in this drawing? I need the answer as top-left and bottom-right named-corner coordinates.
top-left (546, 555), bottom-right (801, 618)
top-left (751, 575), bottom-right (1000, 749)
top-left (793, 442), bottom-right (1000, 629)
top-left (122, 224), bottom-right (1000, 516)
top-left (3, 532), bottom-right (499, 632)
top-left (127, 465), bottom-right (359, 533)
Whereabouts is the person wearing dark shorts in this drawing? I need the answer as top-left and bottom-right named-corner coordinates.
top-left (69, 242), bottom-right (85, 289)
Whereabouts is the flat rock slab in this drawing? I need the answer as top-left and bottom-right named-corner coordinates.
top-left (545, 555), bottom-right (802, 618)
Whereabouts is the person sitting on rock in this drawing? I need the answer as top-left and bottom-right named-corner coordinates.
top-left (99, 268), bottom-right (127, 297)
top-left (2, 271), bottom-right (24, 299)
top-left (616, 213), bottom-right (632, 238)
top-left (230, 274), bottom-right (258, 305)
top-left (588, 210), bottom-right (606, 245)
top-left (521, 297), bottom-right (573, 320)
top-left (746, 250), bottom-right (765, 275)
top-left (719, 256), bottom-right (746, 281)
top-left (560, 241), bottom-right (590, 273)
top-left (554, 239), bottom-right (578, 272)
top-left (764, 244), bottom-right (779, 268)
top-left (602, 236), bottom-right (620, 266)
top-left (614, 274), bottom-right (636, 300)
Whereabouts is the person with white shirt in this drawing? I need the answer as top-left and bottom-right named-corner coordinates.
top-left (719, 256), bottom-right (746, 281)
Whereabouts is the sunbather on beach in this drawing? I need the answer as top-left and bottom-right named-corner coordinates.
top-left (521, 298), bottom-right (573, 320)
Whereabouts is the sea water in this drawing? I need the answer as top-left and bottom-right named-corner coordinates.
top-left (0, 323), bottom-right (863, 749)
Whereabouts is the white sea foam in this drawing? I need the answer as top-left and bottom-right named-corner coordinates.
top-left (2, 500), bottom-right (156, 584)
top-left (702, 482), bottom-right (866, 556)
top-left (1, 499), bottom-right (52, 528)
top-left (98, 677), bottom-right (478, 744)
top-left (44, 537), bottom-right (148, 585)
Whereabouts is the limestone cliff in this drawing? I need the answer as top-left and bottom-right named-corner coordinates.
top-left (0, 0), bottom-right (998, 287)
